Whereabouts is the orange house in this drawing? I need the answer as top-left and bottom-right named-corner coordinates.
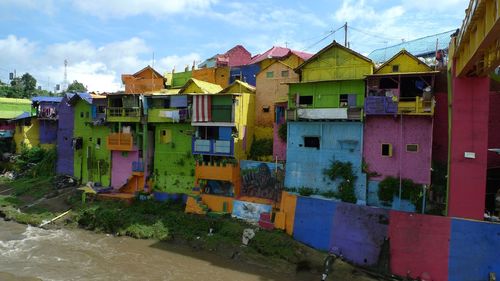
top-left (122, 66), bottom-right (165, 94)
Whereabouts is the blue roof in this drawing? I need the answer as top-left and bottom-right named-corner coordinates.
top-left (32, 96), bottom-right (63, 103)
top-left (368, 30), bottom-right (456, 63)
top-left (11, 111), bottom-right (31, 121)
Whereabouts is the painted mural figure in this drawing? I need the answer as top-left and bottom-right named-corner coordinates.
top-left (241, 162), bottom-right (283, 201)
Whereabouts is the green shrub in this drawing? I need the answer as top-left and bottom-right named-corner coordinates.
top-left (298, 187), bottom-right (315, 196)
top-left (249, 138), bottom-right (273, 159)
top-left (278, 123), bottom-right (287, 142)
top-left (323, 160), bottom-right (357, 203)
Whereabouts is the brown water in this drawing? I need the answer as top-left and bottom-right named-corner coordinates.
top-left (0, 220), bottom-right (316, 281)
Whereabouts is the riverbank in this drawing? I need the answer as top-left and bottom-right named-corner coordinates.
top-left (0, 176), bottom-right (383, 281)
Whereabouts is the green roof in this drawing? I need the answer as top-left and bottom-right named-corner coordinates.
top-left (0, 97), bottom-right (31, 105)
top-left (178, 78), bottom-right (223, 94)
top-left (0, 110), bottom-right (28, 119)
top-left (0, 97), bottom-right (32, 120)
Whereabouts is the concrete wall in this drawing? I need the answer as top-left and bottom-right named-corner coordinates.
top-left (229, 64), bottom-right (260, 86)
top-left (286, 194), bottom-right (500, 281)
top-left (448, 76), bottom-right (490, 220)
top-left (363, 115), bottom-right (433, 184)
top-left (285, 122), bottom-right (366, 201)
top-left (39, 120), bottom-right (58, 144)
top-left (488, 91), bottom-right (500, 168)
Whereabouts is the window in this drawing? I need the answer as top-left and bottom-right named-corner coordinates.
top-left (232, 74), bottom-right (242, 81)
top-left (304, 136), bottom-right (320, 149)
top-left (97, 138), bottom-right (101, 146)
top-left (281, 70), bottom-right (289, 77)
top-left (298, 95), bottom-right (313, 106)
top-left (406, 144), bottom-right (419, 152)
top-left (266, 71), bottom-right (274, 78)
top-left (98, 106), bottom-right (106, 113)
top-left (381, 143), bottom-right (392, 157)
top-left (339, 94), bottom-right (349, 107)
top-left (262, 106), bottom-right (270, 113)
top-left (392, 65), bottom-right (399, 72)
top-left (80, 112), bottom-right (84, 118)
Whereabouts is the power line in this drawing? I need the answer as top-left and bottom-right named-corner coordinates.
top-left (302, 24), bottom-right (345, 52)
top-left (349, 26), bottom-right (400, 42)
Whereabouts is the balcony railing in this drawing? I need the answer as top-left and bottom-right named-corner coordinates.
top-left (107, 133), bottom-right (135, 151)
top-left (192, 138), bottom-right (234, 156)
top-left (107, 107), bottom-right (141, 118)
top-left (147, 108), bottom-right (189, 123)
top-left (364, 96), bottom-right (398, 115)
top-left (398, 96), bottom-right (434, 115)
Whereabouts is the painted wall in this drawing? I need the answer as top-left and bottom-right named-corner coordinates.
top-left (286, 195), bottom-right (500, 281)
top-left (285, 122), bottom-right (367, 201)
top-left (153, 123), bottom-right (195, 194)
top-left (233, 93), bottom-right (255, 159)
top-left (330, 202), bottom-right (389, 266)
top-left (123, 67), bottom-right (165, 94)
top-left (448, 219), bottom-right (500, 281)
top-left (299, 44), bottom-right (373, 82)
top-left (172, 71), bottom-right (193, 88)
top-left (73, 99), bottom-right (111, 186)
top-left (39, 120), bottom-right (58, 144)
top-left (289, 80), bottom-right (365, 109)
top-left (229, 64), bottom-right (260, 86)
top-left (363, 115), bottom-right (433, 184)
top-left (56, 95), bottom-right (74, 175)
top-left (273, 103), bottom-right (287, 161)
top-left (255, 62), bottom-right (298, 128)
top-left (293, 196), bottom-right (336, 250)
top-left (375, 52), bottom-right (431, 74)
top-left (432, 92), bottom-right (449, 164)
top-left (448, 75), bottom-right (489, 220)
top-left (388, 211), bottom-right (451, 281)
top-left (240, 160), bottom-right (284, 201)
top-left (14, 118), bottom-right (39, 153)
top-left (110, 150), bottom-right (139, 188)
top-left (192, 67), bottom-right (230, 88)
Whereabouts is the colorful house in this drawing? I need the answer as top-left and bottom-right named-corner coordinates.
top-left (146, 92), bottom-right (195, 194)
top-left (71, 93), bottom-right (111, 186)
top-left (198, 45), bottom-right (251, 68)
top-left (56, 93), bottom-right (75, 175)
top-left (254, 60), bottom-right (301, 151)
top-left (184, 79), bottom-right (255, 214)
top-left (0, 97), bottom-right (31, 152)
top-left (31, 97), bottom-right (62, 149)
top-left (105, 93), bottom-right (149, 194)
top-left (363, 50), bottom-right (437, 210)
top-left (285, 41), bottom-right (373, 203)
top-left (122, 66), bottom-right (165, 94)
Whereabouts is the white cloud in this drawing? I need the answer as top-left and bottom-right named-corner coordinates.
top-left (0, 35), bottom-right (201, 92)
top-left (72, 0), bottom-right (218, 19)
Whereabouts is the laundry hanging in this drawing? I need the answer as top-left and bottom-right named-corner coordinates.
top-left (192, 95), bottom-right (212, 122)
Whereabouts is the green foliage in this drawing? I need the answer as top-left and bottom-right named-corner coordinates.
top-left (378, 176), bottom-right (423, 207)
top-left (0, 73), bottom-right (57, 98)
top-left (15, 147), bottom-right (56, 178)
top-left (323, 160), bottom-right (357, 203)
top-left (278, 123), bottom-right (287, 142)
top-left (298, 187), bottom-right (315, 196)
top-left (320, 189), bottom-right (338, 198)
top-left (66, 80), bottom-right (87, 92)
top-left (249, 138), bottom-right (273, 160)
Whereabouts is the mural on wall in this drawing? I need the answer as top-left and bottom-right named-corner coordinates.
top-left (232, 200), bottom-right (272, 222)
top-left (240, 160), bottom-right (284, 201)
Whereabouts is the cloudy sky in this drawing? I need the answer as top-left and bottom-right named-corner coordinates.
top-left (0, 0), bottom-right (468, 92)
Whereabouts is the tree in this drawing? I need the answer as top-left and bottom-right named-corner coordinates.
top-left (66, 80), bottom-right (87, 92)
top-left (21, 73), bottom-right (36, 93)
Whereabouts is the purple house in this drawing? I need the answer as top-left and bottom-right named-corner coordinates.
top-left (32, 96), bottom-right (62, 145)
top-left (56, 93), bottom-right (75, 175)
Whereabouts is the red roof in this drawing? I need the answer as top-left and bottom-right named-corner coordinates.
top-left (248, 46), bottom-right (312, 65)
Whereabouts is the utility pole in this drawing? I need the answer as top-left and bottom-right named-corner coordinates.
top-left (344, 22), bottom-right (348, 47)
top-left (64, 59), bottom-right (68, 91)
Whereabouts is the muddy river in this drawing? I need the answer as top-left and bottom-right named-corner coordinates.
top-left (0, 220), bottom-right (317, 281)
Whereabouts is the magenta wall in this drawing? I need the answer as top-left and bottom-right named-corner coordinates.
top-left (432, 92), bottom-right (449, 164)
top-left (448, 76), bottom-right (489, 220)
top-left (273, 122), bottom-right (286, 161)
top-left (111, 150), bottom-right (139, 189)
top-left (389, 211), bottom-right (451, 281)
top-left (363, 115), bottom-right (433, 184)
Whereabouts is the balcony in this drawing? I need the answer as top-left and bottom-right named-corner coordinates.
top-left (195, 161), bottom-right (240, 183)
top-left (147, 108), bottom-right (188, 123)
top-left (107, 133), bottom-right (135, 151)
top-left (364, 96), bottom-right (398, 115)
top-left (287, 107), bottom-right (362, 121)
top-left (192, 138), bottom-right (234, 156)
top-left (398, 96), bottom-right (434, 115)
top-left (106, 107), bottom-right (141, 122)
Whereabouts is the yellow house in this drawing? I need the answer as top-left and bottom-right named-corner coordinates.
top-left (14, 117), bottom-right (40, 153)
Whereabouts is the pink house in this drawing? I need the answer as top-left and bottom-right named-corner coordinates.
top-left (198, 45), bottom-right (251, 68)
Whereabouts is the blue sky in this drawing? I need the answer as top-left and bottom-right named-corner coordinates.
top-left (0, 0), bottom-right (468, 91)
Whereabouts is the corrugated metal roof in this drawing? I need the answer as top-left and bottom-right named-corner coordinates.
top-left (32, 96), bottom-right (63, 103)
top-left (0, 110), bottom-right (29, 120)
top-left (0, 97), bottom-right (31, 104)
top-left (248, 46), bottom-right (313, 65)
top-left (219, 80), bottom-right (256, 93)
top-left (9, 111), bottom-right (31, 121)
top-left (368, 30), bottom-right (456, 63)
top-left (178, 78), bottom-right (223, 94)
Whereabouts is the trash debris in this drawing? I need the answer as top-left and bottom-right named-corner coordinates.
top-left (242, 228), bottom-right (255, 246)
top-left (54, 175), bottom-right (78, 189)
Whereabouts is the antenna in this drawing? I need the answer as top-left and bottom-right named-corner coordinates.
top-left (64, 59), bottom-right (68, 91)
top-left (344, 22), bottom-right (348, 47)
